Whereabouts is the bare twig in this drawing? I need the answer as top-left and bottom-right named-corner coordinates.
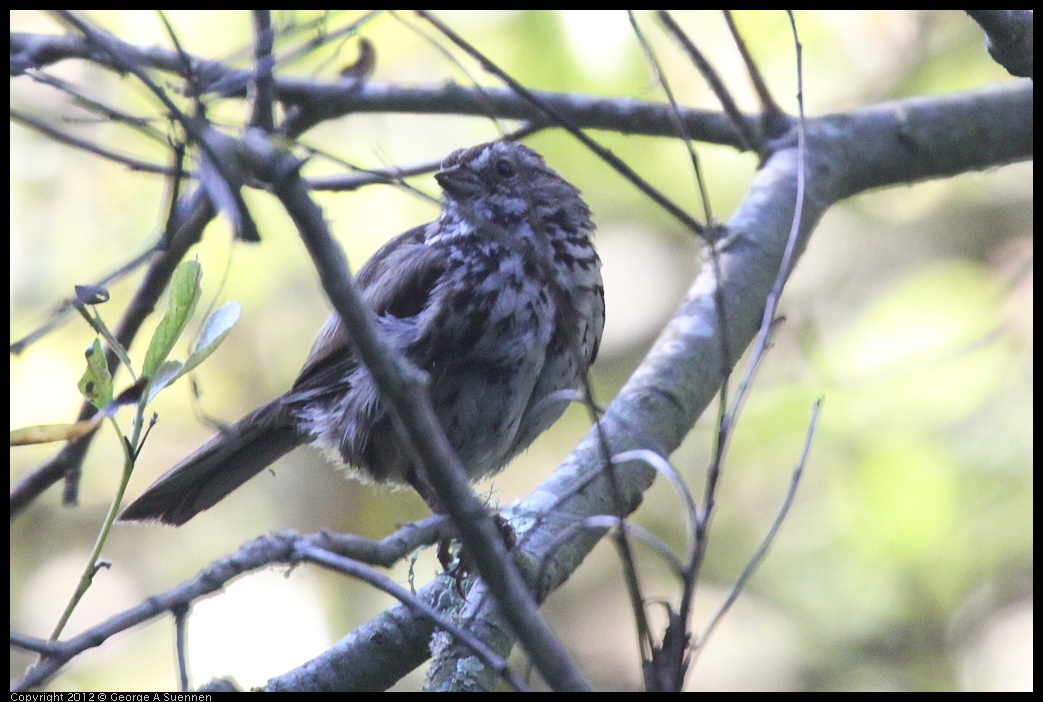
top-left (658, 11), bottom-right (762, 155)
top-left (390, 10), bottom-right (510, 136)
top-left (730, 10), bottom-right (808, 427)
top-left (297, 543), bottom-right (529, 691)
top-left (416, 10), bottom-right (706, 238)
top-left (9, 245), bottom-right (161, 356)
top-left (628, 11), bottom-right (715, 224)
top-left (692, 399), bottom-right (820, 669)
top-left (722, 11), bottom-right (787, 138)
top-left (10, 109), bottom-right (173, 175)
top-left (249, 10), bottom-right (276, 131)
top-left (10, 526), bottom-right (518, 691)
top-left (581, 375), bottom-right (655, 669)
top-left (173, 604), bottom-right (190, 692)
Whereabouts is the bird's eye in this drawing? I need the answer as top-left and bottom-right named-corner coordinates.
top-left (494, 158), bottom-right (517, 179)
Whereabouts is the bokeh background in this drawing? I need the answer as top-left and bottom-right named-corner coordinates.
top-left (10, 10), bottom-right (1032, 691)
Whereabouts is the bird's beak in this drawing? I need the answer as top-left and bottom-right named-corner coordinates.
top-left (435, 166), bottom-right (483, 200)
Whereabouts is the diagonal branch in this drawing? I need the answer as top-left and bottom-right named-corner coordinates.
top-left (249, 134), bottom-right (591, 692)
top-left (306, 79), bottom-right (1033, 690)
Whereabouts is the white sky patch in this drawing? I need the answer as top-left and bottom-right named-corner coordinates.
top-left (188, 568), bottom-right (333, 689)
top-left (559, 10), bottom-right (634, 81)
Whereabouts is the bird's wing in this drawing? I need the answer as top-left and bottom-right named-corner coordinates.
top-left (289, 224), bottom-right (445, 398)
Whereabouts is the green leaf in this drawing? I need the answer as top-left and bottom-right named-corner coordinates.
top-left (145, 359), bottom-right (184, 407)
top-left (143, 302), bottom-right (241, 406)
top-left (142, 260), bottom-right (202, 377)
top-left (181, 301), bottom-right (241, 377)
top-left (78, 338), bottom-right (113, 409)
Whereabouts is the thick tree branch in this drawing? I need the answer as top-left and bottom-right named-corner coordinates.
top-left (11, 32), bottom-right (748, 148)
top-left (966, 10), bottom-right (1033, 79)
top-left (304, 79), bottom-right (1033, 689)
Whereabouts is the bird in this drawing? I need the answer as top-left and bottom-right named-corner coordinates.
top-left (120, 139), bottom-right (604, 526)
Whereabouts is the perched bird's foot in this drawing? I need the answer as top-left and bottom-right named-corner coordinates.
top-left (437, 514), bottom-right (517, 598)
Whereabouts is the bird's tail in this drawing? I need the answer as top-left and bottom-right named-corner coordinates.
top-left (119, 399), bottom-right (300, 526)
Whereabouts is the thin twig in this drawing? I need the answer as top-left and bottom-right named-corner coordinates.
top-left (627, 11), bottom-right (715, 225)
top-left (390, 10), bottom-right (509, 136)
top-left (722, 11), bottom-right (786, 138)
top-left (54, 11), bottom-right (260, 242)
top-left (658, 11), bottom-right (760, 154)
top-left (730, 10), bottom-right (807, 425)
top-left (10, 527), bottom-right (514, 691)
top-left (692, 399), bottom-right (820, 669)
top-left (249, 10), bottom-right (276, 131)
top-left (173, 604), bottom-right (190, 692)
top-left (10, 109), bottom-right (173, 175)
top-left (304, 123), bottom-right (546, 194)
top-left (9, 244), bottom-right (161, 356)
top-left (582, 373), bottom-right (655, 667)
top-left (297, 543), bottom-right (530, 691)
top-left (416, 10), bottom-right (705, 238)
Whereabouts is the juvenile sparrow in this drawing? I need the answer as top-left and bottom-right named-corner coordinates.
top-left (121, 140), bottom-right (604, 525)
